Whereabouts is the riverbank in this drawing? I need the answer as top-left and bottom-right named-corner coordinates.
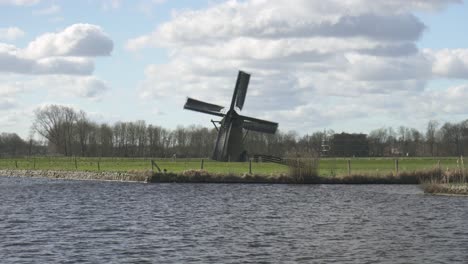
top-left (150, 169), bottom-right (439, 184)
top-left (0, 168), bottom-right (456, 185)
top-left (0, 169), bottom-right (150, 183)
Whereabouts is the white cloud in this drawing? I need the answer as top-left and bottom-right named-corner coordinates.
top-left (24, 23), bottom-right (113, 58)
top-left (129, 0), bottom-right (465, 132)
top-left (0, 44), bottom-right (94, 75)
top-left (0, 27), bottom-right (25, 41)
top-left (128, 0), bottom-right (459, 50)
top-left (0, 98), bottom-right (17, 110)
top-left (0, 75), bottom-right (110, 101)
top-left (0, 24), bottom-right (113, 75)
top-left (428, 49), bottom-right (468, 78)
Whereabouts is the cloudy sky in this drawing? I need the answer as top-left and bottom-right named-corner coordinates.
top-left (1, 0), bottom-right (468, 138)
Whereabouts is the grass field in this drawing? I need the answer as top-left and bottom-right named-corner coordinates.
top-left (0, 156), bottom-right (465, 176)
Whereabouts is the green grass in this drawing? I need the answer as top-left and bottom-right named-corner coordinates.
top-left (0, 156), bottom-right (464, 176)
top-left (0, 157), bottom-right (287, 175)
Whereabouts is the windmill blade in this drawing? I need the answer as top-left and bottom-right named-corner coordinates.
top-left (184, 98), bottom-right (225, 117)
top-left (240, 115), bottom-right (278, 134)
top-left (229, 71), bottom-right (250, 111)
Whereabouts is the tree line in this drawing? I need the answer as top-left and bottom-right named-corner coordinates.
top-left (1, 104), bottom-right (468, 158)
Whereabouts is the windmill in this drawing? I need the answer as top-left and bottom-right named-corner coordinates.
top-left (183, 71), bottom-right (278, 161)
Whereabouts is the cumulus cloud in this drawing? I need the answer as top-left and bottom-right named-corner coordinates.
top-left (24, 24), bottom-right (113, 58)
top-left (0, 24), bottom-right (112, 75)
top-left (128, 0), bottom-right (466, 132)
top-left (0, 27), bottom-right (25, 41)
top-left (0, 75), bottom-right (110, 101)
top-left (428, 49), bottom-right (468, 78)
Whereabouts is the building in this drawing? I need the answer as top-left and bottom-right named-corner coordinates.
top-left (330, 133), bottom-right (369, 157)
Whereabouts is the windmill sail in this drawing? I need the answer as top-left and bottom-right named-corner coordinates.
top-left (230, 71), bottom-right (250, 111)
top-left (241, 115), bottom-right (278, 134)
top-left (184, 98), bottom-right (225, 117)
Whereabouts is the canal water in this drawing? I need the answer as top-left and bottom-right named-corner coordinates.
top-left (1, 176), bottom-right (467, 263)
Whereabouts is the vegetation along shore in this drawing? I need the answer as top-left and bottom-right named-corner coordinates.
top-left (0, 157), bottom-right (466, 194)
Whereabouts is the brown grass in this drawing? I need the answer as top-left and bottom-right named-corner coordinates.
top-left (419, 167), bottom-right (468, 195)
top-left (150, 168), bottom-right (446, 184)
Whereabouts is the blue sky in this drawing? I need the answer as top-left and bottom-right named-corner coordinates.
top-left (1, 0), bottom-right (468, 139)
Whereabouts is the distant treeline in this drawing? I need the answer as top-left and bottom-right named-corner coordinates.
top-left (1, 104), bottom-right (468, 158)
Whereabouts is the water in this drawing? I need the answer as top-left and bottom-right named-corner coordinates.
top-left (1, 176), bottom-right (467, 264)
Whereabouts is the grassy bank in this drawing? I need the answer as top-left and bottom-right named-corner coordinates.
top-left (1, 156), bottom-right (467, 186)
top-left (0, 167), bottom-right (455, 185)
top-left (0, 156), bottom-right (463, 176)
top-left (149, 169), bottom-right (442, 184)
top-left (0, 169), bottom-right (150, 182)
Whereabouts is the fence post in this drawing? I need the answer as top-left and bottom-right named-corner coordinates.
top-left (201, 159), bottom-right (204, 170)
top-left (74, 157), bottom-right (78, 170)
top-left (151, 160), bottom-right (154, 172)
top-left (98, 160), bottom-right (100, 171)
top-left (15, 160), bottom-right (18, 169)
top-left (395, 159), bottom-right (399, 176)
top-left (347, 159), bottom-right (351, 176)
top-left (249, 158), bottom-right (252, 174)
top-left (461, 156), bottom-right (465, 183)
top-left (33, 158), bottom-right (36, 169)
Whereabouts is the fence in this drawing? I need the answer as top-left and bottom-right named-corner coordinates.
top-left (0, 156), bottom-right (466, 177)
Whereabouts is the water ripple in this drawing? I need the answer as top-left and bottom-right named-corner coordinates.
top-left (1, 177), bottom-right (467, 263)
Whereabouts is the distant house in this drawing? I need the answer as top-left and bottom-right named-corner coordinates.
top-left (330, 133), bottom-right (369, 157)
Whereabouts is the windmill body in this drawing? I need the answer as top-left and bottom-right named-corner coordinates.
top-left (184, 71), bottom-right (278, 162)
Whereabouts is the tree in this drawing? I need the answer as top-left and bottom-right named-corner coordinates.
top-left (426, 120), bottom-right (439, 157)
top-left (32, 105), bottom-right (77, 156)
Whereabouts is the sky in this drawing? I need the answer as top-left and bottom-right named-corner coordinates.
top-left (1, 0), bottom-right (468, 139)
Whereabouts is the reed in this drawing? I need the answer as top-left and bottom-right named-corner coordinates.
top-left (150, 168), bottom-right (444, 184)
top-left (419, 163), bottom-right (468, 195)
top-left (285, 157), bottom-right (320, 184)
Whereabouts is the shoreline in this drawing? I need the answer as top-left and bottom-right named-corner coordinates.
top-left (1, 169), bottom-right (465, 190)
top-left (0, 169), bottom-right (150, 183)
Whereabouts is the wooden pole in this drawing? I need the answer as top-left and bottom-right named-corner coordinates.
top-left (395, 159), bottom-right (399, 176)
top-left (15, 160), bottom-right (18, 169)
top-left (98, 160), bottom-right (100, 171)
top-left (347, 159), bottom-right (351, 176)
top-left (461, 156), bottom-right (465, 183)
top-left (74, 157), bottom-right (78, 170)
top-left (33, 158), bottom-right (36, 169)
top-left (201, 159), bottom-right (204, 170)
top-left (249, 159), bottom-right (252, 174)
top-left (151, 160), bottom-right (162, 173)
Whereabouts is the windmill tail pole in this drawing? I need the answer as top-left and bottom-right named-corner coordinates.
top-left (151, 160), bottom-right (162, 173)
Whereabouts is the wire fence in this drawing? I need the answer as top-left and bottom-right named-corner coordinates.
top-left (0, 156), bottom-right (466, 176)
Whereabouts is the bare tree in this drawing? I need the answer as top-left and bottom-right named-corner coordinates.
top-left (426, 120), bottom-right (439, 157)
top-left (32, 105), bottom-right (77, 156)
